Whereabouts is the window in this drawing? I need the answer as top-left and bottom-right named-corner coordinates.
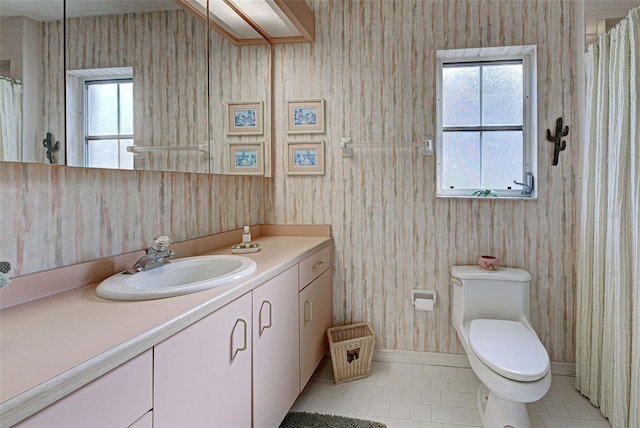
top-left (436, 46), bottom-right (537, 198)
top-left (85, 79), bottom-right (134, 169)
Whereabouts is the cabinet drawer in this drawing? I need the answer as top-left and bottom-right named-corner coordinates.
top-left (298, 246), bottom-right (331, 291)
top-left (18, 350), bottom-right (153, 428)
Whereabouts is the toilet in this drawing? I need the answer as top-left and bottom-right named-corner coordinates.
top-left (451, 266), bottom-right (551, 428)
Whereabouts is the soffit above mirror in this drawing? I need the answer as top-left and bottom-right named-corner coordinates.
top-left (175, 0), bottom-right (315, 46)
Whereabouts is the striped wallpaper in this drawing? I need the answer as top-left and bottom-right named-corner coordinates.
top-left (1, 162), bottom-right (265, 277)
top-left (2, 0), bottom-right (579, 363)
top-left (41, 18), bottom-right (65, 165)
top-left (267, 0), bottom-right (579, 362)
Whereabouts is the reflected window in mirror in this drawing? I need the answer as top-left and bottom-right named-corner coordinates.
top-left (85, 79), bottom-right (134, 169)
top-left (67, 67), bottom-right (134, 169)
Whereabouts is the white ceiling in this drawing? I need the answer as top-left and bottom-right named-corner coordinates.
top-left (0, 0), bottom-right (179, 22)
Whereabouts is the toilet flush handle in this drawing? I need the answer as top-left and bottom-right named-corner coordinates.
top-left (451, 278), bottom-right (462, 287)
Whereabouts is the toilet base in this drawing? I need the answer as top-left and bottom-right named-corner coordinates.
top-left (477, 383), bottom-right (531, 428)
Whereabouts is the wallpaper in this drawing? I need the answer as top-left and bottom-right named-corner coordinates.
top-left (0, 162), bottom-right (264, 277)
top-left (266, 0), bottom-right (579, 361)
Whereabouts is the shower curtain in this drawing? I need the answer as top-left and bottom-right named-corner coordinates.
top-left (576, 6), bottom-right (639, 428)
top-left (0, 76), bottom-right (23, 162)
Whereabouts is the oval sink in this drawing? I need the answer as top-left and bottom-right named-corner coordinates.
top-left (95, 255), bottom-right (257, 301)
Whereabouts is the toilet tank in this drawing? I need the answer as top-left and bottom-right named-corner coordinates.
top-left (451, 266), bottom-right (532, 325)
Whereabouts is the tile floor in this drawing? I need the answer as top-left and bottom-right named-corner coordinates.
top-left (290, 359), bottom-right (611, 428)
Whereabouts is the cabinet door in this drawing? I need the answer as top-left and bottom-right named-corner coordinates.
top-left (299, 268), bottom-right (332, 390)
top-left (17, 350), bottom-right (152, 428)
top-left (154, 293), bottom-right (252, 428)
top-left (252, 265), bottom-right (300, 428)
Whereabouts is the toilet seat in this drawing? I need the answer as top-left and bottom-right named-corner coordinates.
top-left (469, 319), bottom-right (550, 382)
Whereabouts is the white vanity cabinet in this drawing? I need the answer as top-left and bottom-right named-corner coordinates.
top-left (153, 246), bottom-right (332, 427)
top-left (298, 246), bottom-right (333, 390)
top-left (153, 292), bottom-right (253, 428)
top-left (252, 266), bottom-right (300, 427)
top-left (16, 350), bottom-right (153, 428)
top-left (1, 236), bottom-right (334, 428)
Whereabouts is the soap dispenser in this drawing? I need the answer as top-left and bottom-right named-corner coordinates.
top-left (242, 226), bottom-right (251, 243)
top-left (232, 226), bottom-right (260, 254)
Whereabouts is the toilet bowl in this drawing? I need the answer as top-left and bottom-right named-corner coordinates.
top-left (451, 266), bottom-right (551, 428)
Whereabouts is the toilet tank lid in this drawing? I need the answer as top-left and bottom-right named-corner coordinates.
top-left (451, 266), bottom-right (531, 281)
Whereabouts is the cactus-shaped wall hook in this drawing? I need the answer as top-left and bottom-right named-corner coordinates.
top-left (43, 132), bottom-right (60, 164)
top-left (546, 117), bottom-right (569, 166)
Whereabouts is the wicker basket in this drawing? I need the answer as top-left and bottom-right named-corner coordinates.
top-left (327, 322), bottom-right (375, 384)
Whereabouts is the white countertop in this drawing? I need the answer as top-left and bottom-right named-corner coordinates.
top-left (0, 235), bottom-right (332, 426)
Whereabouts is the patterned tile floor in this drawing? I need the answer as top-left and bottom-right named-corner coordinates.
top-left (290, 359), bottom-right (611, 428)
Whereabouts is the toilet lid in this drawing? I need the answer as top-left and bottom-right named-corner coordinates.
top-left (469, 319), bottom-right (550, 382)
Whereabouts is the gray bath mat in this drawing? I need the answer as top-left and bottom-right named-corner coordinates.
top-left (279, 411), bottom-right (387, 428)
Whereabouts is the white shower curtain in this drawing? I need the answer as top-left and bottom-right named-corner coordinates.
top-left (0, 77), bottom-right (23, 162)
top-left (576, 6), bottom-right (639, 428)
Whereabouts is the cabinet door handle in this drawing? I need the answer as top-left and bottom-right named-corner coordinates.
top-left (304, 300), bottom-right (313, 324)
top-left (230, 318), bottom-right (247, 361)
top-left (259, 300), bottom-right (272, 335)
top-left (312, 261), bottom-right (326, 270)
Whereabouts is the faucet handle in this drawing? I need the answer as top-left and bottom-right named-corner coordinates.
top-left (152, 235), bottom-right (172, 251)
top-left (513, 172), bottom-right (534, 196)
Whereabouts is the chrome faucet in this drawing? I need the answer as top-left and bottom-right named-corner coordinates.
top-left (124, 235), bottom-right (176, 274)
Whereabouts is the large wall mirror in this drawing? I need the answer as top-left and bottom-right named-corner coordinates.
top-left (64, 0), bottom-right (272, 176)
top-left (0, 0), bottom-right (65, 165)
top-left (0, 0), bottom-right (272, 175)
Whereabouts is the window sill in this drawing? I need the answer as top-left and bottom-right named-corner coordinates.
top-left (436, 194), bottom-right (537, 201)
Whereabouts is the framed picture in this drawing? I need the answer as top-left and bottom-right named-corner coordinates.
top-left (228, 142), bottom-right (264, 175)
top-left (286, 141), bottom-right (325, 175)
top-left (287, 99), bottom-right (325, 134)
top-left (227, 101), bottom-right (263, 135)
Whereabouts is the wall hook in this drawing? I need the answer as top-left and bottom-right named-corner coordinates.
top-left (43, 132), bottom-right (60, 164)
top-left (546, 117), bottom-right (569, 166)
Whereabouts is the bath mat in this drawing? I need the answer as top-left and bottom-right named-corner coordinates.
top-left (279, 411), bottom-right (387, 428)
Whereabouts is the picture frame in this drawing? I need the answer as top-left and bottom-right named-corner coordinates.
top-left (286, 141), bottom-right (325, 175)
top-left (228, 142), bottom-right (264, 175)
top-left (227, 101), bottom-right (263, 135)
top-left (286, 99), bottom-right (325, 134)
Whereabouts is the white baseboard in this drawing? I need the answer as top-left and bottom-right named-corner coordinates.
top-left (373, 349), bottom-right (471, 367)
top-left (373, 349), bottom-right (576, 377)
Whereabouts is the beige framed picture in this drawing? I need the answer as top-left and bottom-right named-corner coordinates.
top-left (286, 141), bottom-right (325, 175)
top-left (228, 142), bottom-right (264, 175)
top-left (227, 101), bottom-right (263, 135)
top-left (286, 99), bottom-right (325, 134)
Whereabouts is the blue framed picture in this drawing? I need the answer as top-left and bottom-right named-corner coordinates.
top-left (292, 148), bottom-right (317, 167)
top-left (287, 99), bottom-right (325, 134)
top-left (227, 101), bottom-right (263, 135)
top-left (235, 149), bottom-right (258, 167)
top-left (228, 142), bottom-right (264, 175)
top-left (286, 141), bottom-right (324, 175)
top-left (234, 109), bottom-right (257, 128)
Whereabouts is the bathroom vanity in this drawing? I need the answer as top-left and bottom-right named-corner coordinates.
top-left (0, 226), bottom-right (332, 427)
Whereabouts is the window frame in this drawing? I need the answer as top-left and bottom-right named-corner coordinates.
top-left (435, 46), bottom-right (537, 199)
top-left (66, 67), bottom-right (134, 169)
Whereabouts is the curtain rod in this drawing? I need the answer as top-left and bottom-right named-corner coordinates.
top-left (0, 75), bottom-right (22, 85)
